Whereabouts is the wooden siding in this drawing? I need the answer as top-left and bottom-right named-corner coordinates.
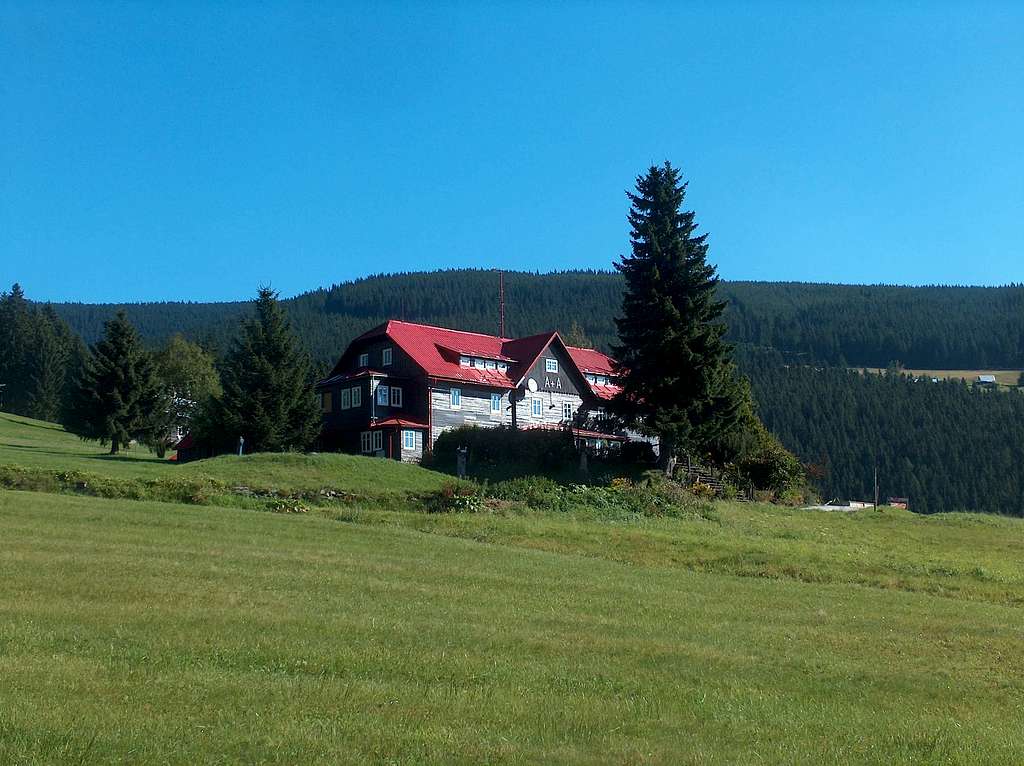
top-left (430, 383), bottom-right (510, 444)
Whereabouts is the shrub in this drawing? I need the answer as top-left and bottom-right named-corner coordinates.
top-left (427, 426), bottom-right (578, 481)
top-left (422, 481), bottom-right (485, 514)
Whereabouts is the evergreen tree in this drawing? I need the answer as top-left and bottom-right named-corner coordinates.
top-left (26, 306), bottom-right (77, 422)
top-left (0, 284), bottom-right (33, 413)
top-left (198, 287), bottom-right (321, 453)
top-left (562, 320), bottom-right (593, 348)
top-left (612, 162), bottom-right (743, 469)
top-left (68, 311), bottom-right (165, 454)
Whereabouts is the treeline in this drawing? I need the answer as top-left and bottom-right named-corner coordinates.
top-left (0, 285), bottom-right (85, 422)
top-left (745, 352), bottom-right (1024, 515)
top-left (51, 270), bottom-right (1024, 368)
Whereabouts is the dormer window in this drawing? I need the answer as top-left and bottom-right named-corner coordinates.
top-left (358, 352), bottom-right (369, 368)
top-left (545, 358), bottom-right (558, 374)
top-left (498, 362), bottom-right (508, 372)
top-left (460, 356), bottom-right (471, 367)
top-left (382, 347), bottom-right (393, 367)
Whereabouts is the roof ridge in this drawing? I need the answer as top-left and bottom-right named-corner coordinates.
top-left (388, 318), bottom-right (513, 342)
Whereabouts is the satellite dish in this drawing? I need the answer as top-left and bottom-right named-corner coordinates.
top-left (527, 378), bottom-right (538, 393)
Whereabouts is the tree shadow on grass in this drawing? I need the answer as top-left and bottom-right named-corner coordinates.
top-left (0, 413), bottom-right (62, 432)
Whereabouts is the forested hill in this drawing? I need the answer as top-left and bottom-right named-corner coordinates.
top-left (52, 270), bottom-right (1024, 369)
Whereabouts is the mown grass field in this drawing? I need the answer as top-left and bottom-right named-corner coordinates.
top-left (860, 368), bottom-right (1023, 388)
top-left (2, 413), bottom-right (1024, 763)
top-left (0, 412), bottom-right (449, 495)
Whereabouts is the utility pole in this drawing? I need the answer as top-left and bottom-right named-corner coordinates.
top-left (873, 464), bottom-right (879, 511)
top-left (498, 270), bottom-right (505, 338)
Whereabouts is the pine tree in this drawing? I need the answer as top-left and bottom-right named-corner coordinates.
top-left (26, 306), bottom-right (74, 422)
top-left (199, 287), bottom-right (321, 453)
top-left (562, 320), bottom-right (593, 348)
top-left (0, 284), bottom-right (33, 413)
top-left (612, 162), bottom-right (743, 470)
top-left (68, 311), bottom-right (165, 454)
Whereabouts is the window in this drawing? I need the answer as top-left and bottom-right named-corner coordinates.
top-left (358, 353), bottom-right (369, 368)
top-left (486, 360), bottom-right (496, 370)
top-left (562, 402), bottom-right (574, 421)
top-left (531, 397), bottom-right (543, 417)
top-left (546, 358), bottom-right (558, 373)
top-left (490, 393), bottom-right (502, 414)
top-left (390, 386), bottom-right (402, 407)
top-left (586, 374), bottom-right (596, 384)
top-left (497, 362), bottom-right (508, 372)
top-left (460, 355), bottom-right (471, 367)
top-left (382, 347), bottom-right (393, 366)
top-left (360, 432), bottom-right (372, 453)
top-left (372, 430), bottom-right (383, 451)
top-left (376, 385), bottom-right (389, 406)
top-left (351, 386), bottom-right (361, 407)
top-left (403, 430), bottom-right (416, 450)
top-left (596, 375), bottom-right (607, 385)
top-left (450, 388), bottom-right (461, 408)
top-left (320, 391), bottom-right (332, 413)
top-left (340, 388), bottom-right (351, 410)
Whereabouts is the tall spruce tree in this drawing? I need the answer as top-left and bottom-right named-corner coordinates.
top-left (612, 162), bottom-right (743, 470)
top-left (27, 306), bottom-right (76, 422)
top-left (0, 284), bottom-right (33, 413)
top-left (68, 311), bottom-right (165, 454)
top-left (199, 287), bottom-right (321, 453)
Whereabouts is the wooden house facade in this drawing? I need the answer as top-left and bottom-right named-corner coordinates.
top-left (316, 320), bottom-right (633, 462)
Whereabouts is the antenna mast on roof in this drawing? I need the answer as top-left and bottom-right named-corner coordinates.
top-left (498, 270), bottom-right (506, 338)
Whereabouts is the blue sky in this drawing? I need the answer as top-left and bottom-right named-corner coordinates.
top-left (2, 1), bottom-right (1022, 302)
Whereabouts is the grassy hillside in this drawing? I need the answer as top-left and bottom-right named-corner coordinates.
top-left (0, 412), bottom-right (450, 495)
top-left (3, 412), bottom-right (1024, 761)
top-left (3, 490), bottom-right (1024, 764)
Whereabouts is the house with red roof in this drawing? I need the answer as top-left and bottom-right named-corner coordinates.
top-left (316, 319), bottom-right (629, 461)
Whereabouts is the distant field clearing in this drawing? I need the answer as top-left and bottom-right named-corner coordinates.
top-left (859, 368), bottom-right (1022, 386)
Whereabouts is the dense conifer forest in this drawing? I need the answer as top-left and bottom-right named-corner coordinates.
top-left (4, 270), bottom-right (1022, 514)
top-left (52, 270), bottom-right (1024, 369)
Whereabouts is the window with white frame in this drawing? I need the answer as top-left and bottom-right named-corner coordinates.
top-left (403, 430), bottom-right (416, 450)
top-left (497, 362), bottom-right (507, 372)
top-left (490, 393), bottom-right (502, 414)
top-left (340, 388), bottom-right (351, 410)
top-left (562, 401), bottom-right (574, 421)
top-left (382, 347), bottom-right (393, 366)
top-left (358, 352), bottom-right (369, 368)
top-left (486, 360), bottom-right (496, 370)
top-left (531, 397), bottom-right (543, 417)
top-left (351, 386), bottom-right (361, 407)
top-left (546, 358), bottom-right (558, 373)
top-left (460, 355), bottom-right (471, 367)
top-left (586, 374), bottom-right (596, 384)
top-left (390, 386), bottom-right (402, 407)
top-left (376, 385), bottom-right (389, 406)
top-left (450, 388), bottom-right (461, 408)
top-left (360, 431), bottom-right (372, 453)
top-left (372, 430), bottom-right (383, 451)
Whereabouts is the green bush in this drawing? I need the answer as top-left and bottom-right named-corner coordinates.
top-left (427, 426), bottom-right (579, 481)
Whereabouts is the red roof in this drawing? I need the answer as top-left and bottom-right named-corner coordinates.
top-left (332, 320), bottom-right (622, 399)
top-left (372, 416), bottom-right (429, 429)
top-left (522, 423), bottom-right (628, 441)
top-left (566, 346), bottom-right (616, 375)
top-left (567, 346), bottom-right (622, 400)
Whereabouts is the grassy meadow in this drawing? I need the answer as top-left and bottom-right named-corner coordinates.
top-left (2, 413), bottom-right (1024, 763)
top-left (859, 368), bottom-right (1023, 388)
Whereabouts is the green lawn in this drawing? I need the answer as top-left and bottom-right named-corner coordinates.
top-left (0, 412), bottom-right (450, 495)
top-left (2, 412), bottom-right (1024, 763)
top-left (2, 491), bottom-right (1023, 764)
